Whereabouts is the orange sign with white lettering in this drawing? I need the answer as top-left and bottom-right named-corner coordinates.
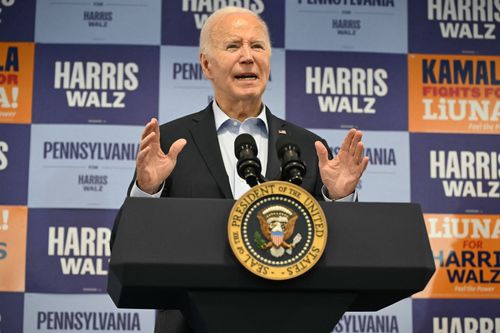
top-left (414, 214), bottom-right (500, 299)
top-left (408, 54), bottom-right (500, 134)
top-left (0, 43), bottom-right (34, 123)
top-left (0, 206), bottom-right (28, 291)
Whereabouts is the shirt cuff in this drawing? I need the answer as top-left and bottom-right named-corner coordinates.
top-left (130, 181), bottom-right (164, 198)
top-left (321, 185), bottom-right (357, 202)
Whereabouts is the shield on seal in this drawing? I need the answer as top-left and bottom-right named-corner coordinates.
top-left (271, 230), bottom-right (284, 247)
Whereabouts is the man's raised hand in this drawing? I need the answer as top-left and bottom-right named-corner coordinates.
top-left (135, 118), bottom-right (187, 194)
top-left (315, 129), bottom-right (369, 200)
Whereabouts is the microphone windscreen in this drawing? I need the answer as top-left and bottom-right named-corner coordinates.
top-left (276, 135), bottom-right (300, 159)
top-left (234, 133), bottom-right (258, 158)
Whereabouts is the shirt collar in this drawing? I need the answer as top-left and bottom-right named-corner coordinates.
top-left (212, 100), bottom-right (268, 134)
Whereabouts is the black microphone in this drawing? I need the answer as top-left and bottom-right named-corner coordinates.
top-left (234, 133), bottom-right (262, 187)
top-left (276, 136), bottom-right (306, 186)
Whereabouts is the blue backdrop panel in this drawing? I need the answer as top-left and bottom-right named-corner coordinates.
top-left (34, 0), bottom-right (162, 45)
top-left (0, 0), bottom-right (35, 42)
top-left (0, 124), bottom-right (30, 205)
top-left (410, 133), bottom-right (500, 214)
top-left (286, 50), bottom-right (407, 130)
top-left (0, 292), bottom-right (24, 333)
top-left (334, 298), bottom-right (412, 333)
top-left (23, 293), bottom-right (155, 333)
top-left (26, 209), bottom-right (115, 293)
top-left (285, 0), bottom-right (408, 53)
top-left (32, 44), bottom-right (160, 125)
top-left (408, 0), bottom-right (500, 55)
top-left (314, 129), bottom-right (411, 202)
top-left (28, 124), bottom-right (141, 209)
top-left (412, 299), bottom-right (500, 333)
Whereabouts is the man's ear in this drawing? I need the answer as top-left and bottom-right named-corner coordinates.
top-left (200, 53), bottom-right (212, 80)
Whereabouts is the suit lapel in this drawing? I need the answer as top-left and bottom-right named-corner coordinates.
top-left (265, 108), bottom-right (287, 181)
top-left (188, 105), bottom-right (287, 196)
top-left (189, 105), bottom-right (233, 199)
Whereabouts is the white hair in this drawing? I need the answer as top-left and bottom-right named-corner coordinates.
top-left (199, 6), bottom-right (271, 56)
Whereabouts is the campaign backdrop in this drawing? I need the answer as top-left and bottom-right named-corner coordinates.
top-left (0, 292), bottom-right (24, 333)
top-left (23, 293), bottom-right (155, 333)
top-left (0, 0), bottom-right (499, 332)
top-left (28, 124), bottom-right (141, 209)
top-left (0, 42), bottom-right (34, 123)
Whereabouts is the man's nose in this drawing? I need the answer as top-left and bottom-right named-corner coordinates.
top-left (239, 45), bottom-right (254, 64)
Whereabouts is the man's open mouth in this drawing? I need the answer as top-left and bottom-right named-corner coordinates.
top-left (235, 73), bottom-right (258, 80)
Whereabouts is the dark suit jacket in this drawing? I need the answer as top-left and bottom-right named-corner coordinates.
top-left (113, 104), bottom-right (332, 333)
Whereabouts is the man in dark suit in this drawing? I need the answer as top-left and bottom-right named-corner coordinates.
top-left (133, 8), bottom-right (368, 202)
top-left (121, 6), bottom-right (368, 333)
top-left (132, 104), bottom-right (343, 200)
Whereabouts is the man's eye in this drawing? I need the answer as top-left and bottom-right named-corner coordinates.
top-left (252, 44), bottom-right (264, 49)
top-left (227, 44), bottom-right (238, 50)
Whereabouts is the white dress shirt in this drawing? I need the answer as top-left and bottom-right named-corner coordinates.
top-left (213, 101), bottom-right (268, 198)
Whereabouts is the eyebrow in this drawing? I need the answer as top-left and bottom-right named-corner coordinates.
top-left (223, 37), bottom-right (266, 44)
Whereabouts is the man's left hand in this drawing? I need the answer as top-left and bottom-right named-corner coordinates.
top-left (315, 129), bottom-right (369, 200)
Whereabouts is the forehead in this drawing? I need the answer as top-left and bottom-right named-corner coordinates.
top-left (212, 13), bottom-right (268, 42)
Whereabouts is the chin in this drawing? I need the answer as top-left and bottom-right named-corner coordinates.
top-left (236, 87), bottom-right (265, 98)
top-left (236, 92), bottom-right (263, 101)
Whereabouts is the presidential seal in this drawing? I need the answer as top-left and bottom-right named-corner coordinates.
top-left (228, 181), bottom-right (328, 280)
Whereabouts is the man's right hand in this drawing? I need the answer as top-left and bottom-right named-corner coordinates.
top-left (135, 118), bottom-right (187, 194)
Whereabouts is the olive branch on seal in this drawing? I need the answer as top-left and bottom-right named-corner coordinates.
top-left (254, 231), bottom-right (267, 249)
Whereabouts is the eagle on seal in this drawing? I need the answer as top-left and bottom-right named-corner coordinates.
top-left (257, 205), bottom-right (300, 258)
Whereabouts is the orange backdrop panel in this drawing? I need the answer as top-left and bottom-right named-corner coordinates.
top-left (408, 54), bottom-right (500, 134)
top-left (0, 42), bottom-right (34, 124)
top-left (415, 213), bottom-right (500, 299)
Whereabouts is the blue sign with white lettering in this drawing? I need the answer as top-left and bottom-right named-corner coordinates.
top-left (410, 133), bottom-right (500, 214)
top-left (0, 292), bottom-right (23, 333)
top-left (32, 44), bottom-right (159, 125)
top-left (0, 124), bottom-right (30, 205)
top-left (26, 209), bottom-right (116, 293)
top-left (0, 0), bottom-right (35, 41)
top-left (413, 299), bottom-right (500, 333)
top-left (409, 0), bottom-right (500, 55)
top-left (286, 50), bottom-right (407, 131)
